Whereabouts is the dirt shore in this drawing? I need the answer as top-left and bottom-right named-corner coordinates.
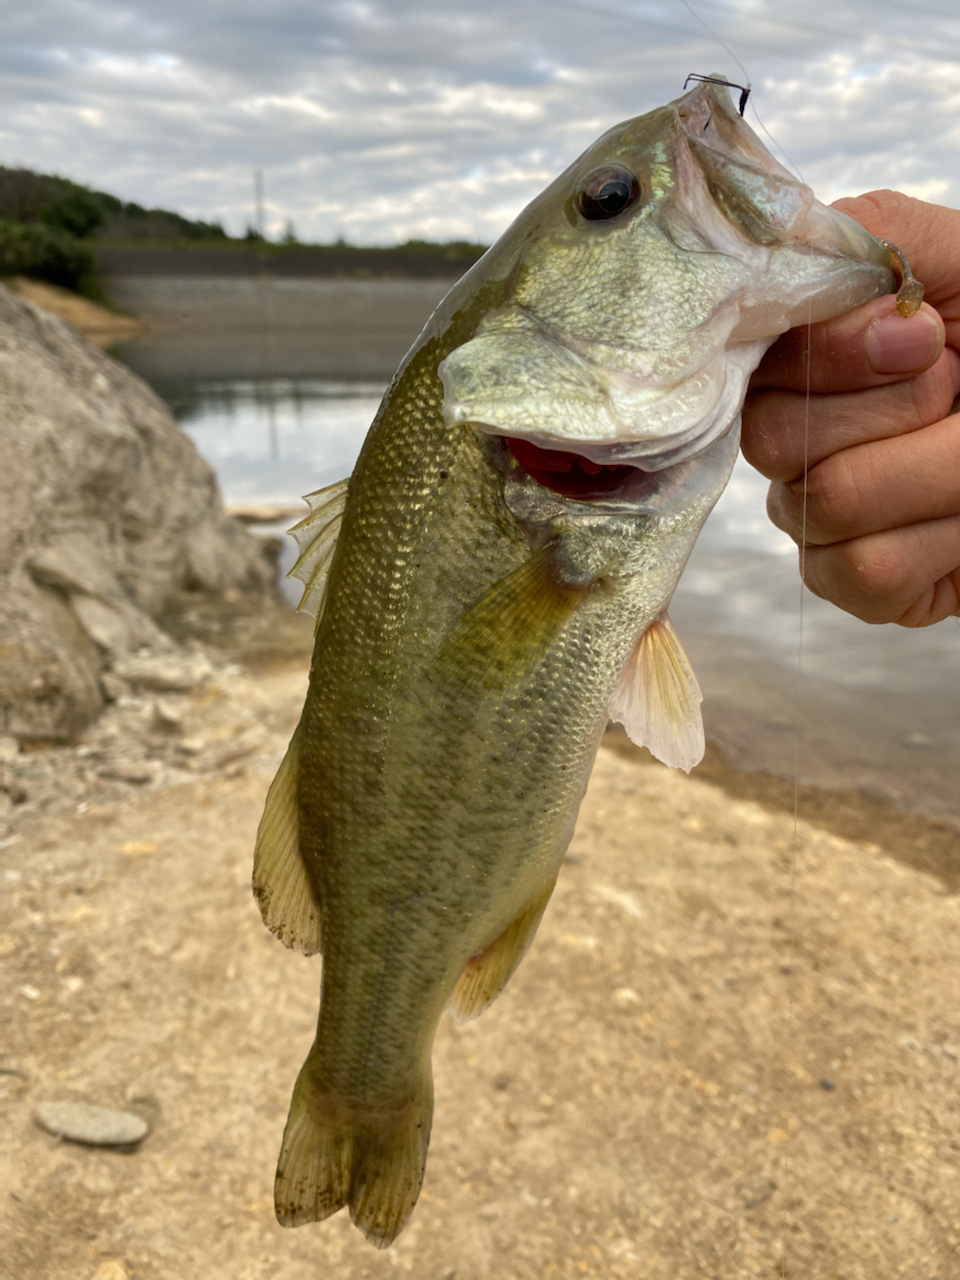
top-left (3, 278), bottom-right (148, 348)
top-left (2, 623), bottom-right (959, 1280)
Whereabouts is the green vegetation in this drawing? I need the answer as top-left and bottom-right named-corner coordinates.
top-left (0, 219), bottom-right (94, 290)
top-left (393, 238), bottom-right (487, 261)
top-left (0, 164), bottom-right (488, 289)
top-left (0, 166), bottom-right (226, 290)
top-left (0, 166), bottom-right (227, 242)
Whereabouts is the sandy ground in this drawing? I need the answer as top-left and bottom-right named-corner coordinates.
top-left (3, 278), bottom-right (148, 348)
top-left (2, 624), bottom-right (960, 1280)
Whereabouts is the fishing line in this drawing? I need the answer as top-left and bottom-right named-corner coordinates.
top-left (678, 0), bottom-right (751, 88)
top-left (777, 305), bottom-right (814, 1280)
top-left (678, 0), bottom-right (806, 182)
top-left (678, 9), bottom-right (810, 1271)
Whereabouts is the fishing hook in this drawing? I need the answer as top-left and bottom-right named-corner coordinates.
top-left (684, 73), bottom-right (751, 116)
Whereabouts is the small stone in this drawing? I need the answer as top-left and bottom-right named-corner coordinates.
top-left (113, 652), bottom-right (213, 694)
top-left (98, 762), bottom-right (157, 785)
top-left (2, 778), bottom-right (28, 805)
top-left (152, 699), bottom-right (184, 732)
top-left (92, 1259), bottom-right (129, 1280)
top-left (20, 985), bottom-right (41, 1001)
top-left (35, 1101), bottom-right (149, 1149)
top-left (741, 1177), bottom-right (777, 1210)
top-left (120, 840), bottom-right (158, 857)
top-left (902, 732), bottom-right (933, 749)
top-left (227, 502), bottom-right (304, 524)
top-left (100, 673), bottom-right (130, 703)
top-left (0, 736), bottom-right (19, 761)
top-left (72, 596), bottom-right (136, 656)
top-left (820, 1078), bottom-right (836, 1090)
top-left (612, 987), bottom-right (642, 1007)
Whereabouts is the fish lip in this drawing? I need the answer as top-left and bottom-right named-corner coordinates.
top-left (442, 296), bottom-right (760, 474)
top-left (674, 75), bottom-right (793, 182)
top-left (672, 77), bottom-right (894, 286)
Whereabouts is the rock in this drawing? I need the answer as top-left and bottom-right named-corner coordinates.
top-left (35, 1100), bottom-right (149, 1148)
top-left (97, 760), bottom-right (159, 785)
top-left (0, 286), bottom-right (279, 742)
top-left (112, 651), bottom-right (213, 693)
top-left (151, 698), bottom-right (184, 732)
top-left (99, 673), bottom-right (130, 703)
top-left (227, 502), bottom-right (304, 524)
top-left (92, 1262), bottom-right (131, 1280)
top-left (0, 735), bottom-right (18, 761)
top-left (0, 774), bottom-right (27, 804)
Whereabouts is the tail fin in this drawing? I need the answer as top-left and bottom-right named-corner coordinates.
top-left (274, 1056), bottom-right (434, 1249)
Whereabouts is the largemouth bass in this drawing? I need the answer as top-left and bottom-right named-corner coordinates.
top-left (253, 76), bottom-right (904, 1248)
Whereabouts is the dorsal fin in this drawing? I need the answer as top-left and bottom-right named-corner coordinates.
top-left (287, 478), bottom-right (349, 624)
top-left (448, 875), bottom-right (558, 1024)
top-left (437, 547), bottom-right (587, 693)
top-left (609, 612), bottom-right (704, 773)
top-left (252, 728), bottom-right (322, 955)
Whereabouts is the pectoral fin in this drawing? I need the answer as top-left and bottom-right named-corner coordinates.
top-left (438, 547), bottom-right (586, 693)
top-left (609, 612), bottom-right (704, 773)
top-left (449, 875), bottom-right (559, 1024)
top-left (288, 478), bottom-right (349, 624)
top-left (252, 728), bottom-right (322, 955)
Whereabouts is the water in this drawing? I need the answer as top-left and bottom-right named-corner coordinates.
top-left (167, 378), bottom-right (386, 506)
top-left (113, 283), bottom-right (960, 828)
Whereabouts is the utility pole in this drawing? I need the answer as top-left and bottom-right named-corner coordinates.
top-left (254, 169), bottom-right (265, 239)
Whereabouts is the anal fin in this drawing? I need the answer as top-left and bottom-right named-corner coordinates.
top-left (449, 875), bottom-right (559, 1024)
top-left (609, 611), bottom-right (704, 773)
top-left (252, 727), bottom-right (322, 955)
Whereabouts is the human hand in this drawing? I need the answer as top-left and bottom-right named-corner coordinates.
top-left (742, 190), bottom-right (960, 626)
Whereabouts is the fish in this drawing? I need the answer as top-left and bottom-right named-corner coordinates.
top-left (252, 75), bottom-right (903, 1249)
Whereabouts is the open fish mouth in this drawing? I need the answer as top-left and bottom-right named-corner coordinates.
top-left (506, 436), bottom-right (643, 500)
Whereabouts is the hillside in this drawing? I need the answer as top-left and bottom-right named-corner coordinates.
top-left (0, 167), bottom-right (227, 241)
top-left (0, 166), bottom-right (488, 286)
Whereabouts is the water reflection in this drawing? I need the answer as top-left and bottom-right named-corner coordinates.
top-left (174, 378), bottom-right (387, 503)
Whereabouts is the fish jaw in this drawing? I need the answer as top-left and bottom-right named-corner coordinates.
top-left (671, 77), bottom-right (895, 339)
top-left (438, 77), bottom-right (895, 472)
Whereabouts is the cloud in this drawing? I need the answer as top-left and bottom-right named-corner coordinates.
top-left (1, 0), bottom-right (958, 242)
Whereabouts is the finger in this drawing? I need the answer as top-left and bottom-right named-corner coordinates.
top-left (801, 516), bottom-right (960, 626)
top-left (751, 296), bottom-right (944, 394)
top-left (767, 412), bottom-right (960, 546)
top-left (743, 347), bottom-right (960, 482)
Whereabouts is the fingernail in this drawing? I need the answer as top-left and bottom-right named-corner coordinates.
top-left (866, 309), bottom-right (943, 374)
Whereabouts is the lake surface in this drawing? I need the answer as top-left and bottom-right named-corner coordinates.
top-left (113, 280), bottom-right (960, 828)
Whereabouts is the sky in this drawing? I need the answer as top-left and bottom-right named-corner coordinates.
top-left (2, 0), bottom-right (960, 244)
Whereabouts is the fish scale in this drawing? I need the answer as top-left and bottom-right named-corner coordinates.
top-left (252, 75), bottom-right (907, 1248)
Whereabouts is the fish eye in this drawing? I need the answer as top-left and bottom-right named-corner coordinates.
top-left (577, 167), bottom-right (641, 221)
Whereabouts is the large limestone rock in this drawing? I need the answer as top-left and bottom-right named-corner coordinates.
top-left (0, 286), bottom-right (278, 741)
